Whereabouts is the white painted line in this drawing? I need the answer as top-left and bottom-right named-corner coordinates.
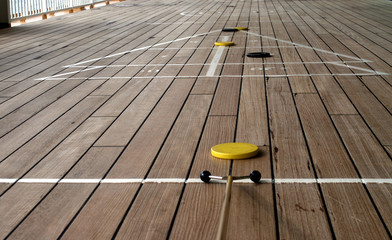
top-left (206, 36), bottom-right (230, 76)
top-left (66, 61), bottom-right (371, 69)
top-left (275, 178), bottom-right (318, 184)
top-left (101, 179), bottom-right (143, 183)
top-left (329, 62), bottom-right (388, 75)
top-left (243, 31), bottom-right (371, 62)
top-left (185, 179), bottom-right (204, 183)
top-left (36, 66), bottom-right (103, 80)
top-left (362, 179), bottom-right (392, 184)
top-left (18, 178), bottom-right (59, 183)
top-left (1, 178), bottom-right (391, 184)
top-left (60, 179), bottom-right (101, 183)
top-left (317, 178), bottom-right (362, 183)
top-left (39, 72), bottom-right (389, 81)
top-left (65, 30), bottom-right (221, 68)
top-left (0, 178), bottom-right (17, 183)
top-left (144, 178), bottom-right (185, 183)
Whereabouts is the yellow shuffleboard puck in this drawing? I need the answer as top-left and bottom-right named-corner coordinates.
top-left (233, 27), bottom-right (248, 31)
top-left (211, 142), bottom-right (259, 160)
top-left (214, 41), bottom-right (235, 46)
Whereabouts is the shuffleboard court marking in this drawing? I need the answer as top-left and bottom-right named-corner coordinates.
top-left (1, 178), bottom-right (391, 184)
top-left (243, 31), bottom-right (371, 62)
top-left (39, 72), bottom-right (389, 81)
top-left (64, 61), bottom-right (376, 68)
top-left (36, 29), bottom-right (389, 81)
top-left (206, 36), bottom-right (230, 76)
top-left (35, 30), bottom-right (221, 80)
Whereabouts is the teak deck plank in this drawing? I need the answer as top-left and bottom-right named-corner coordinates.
top-left (295, 94), bottom-right (358, 178)
top-left (331, 115), bottom-right (392, 178)
top-left (0, 0), bottom-right (391, 239)
top-left (61, 183), bottom-right (140, 240)
top-left (0, 183), bottom-right (55, 239)
top-left (148, 95), bottom-right (212, 178)
top-left (322, 183), bottom-right (390, 240)
top-left (105, 78), bottom-right (196, 178)
top-left (276, 183), bottom-right (332, 240)
top-left (7, 183), bottom-right (97, 239)
top-left (169, 183), bottom-right (225, 239)
top-left (0, 95), bottom-right (108, 181)
top-left (115, 183), bottom-right (182, 239)
top-left (366, 183), bottom-right (392, 233)
top-left (227, 183), bottom-right (276, 240)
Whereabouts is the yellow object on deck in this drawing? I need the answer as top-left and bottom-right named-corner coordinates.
top-left (211, 142), bottom-right (259, 159)
top-left (233, 27), bottom-right (248, 30)
top-left (214, 41), bottom-right (235, 46)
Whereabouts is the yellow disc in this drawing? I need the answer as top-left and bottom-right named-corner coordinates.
top-left (214, 41), bottom-right (235, 46)
top-left (233, 27), bottom-right (248, 31)
top-left (211, 142), bottom-right (259, 160)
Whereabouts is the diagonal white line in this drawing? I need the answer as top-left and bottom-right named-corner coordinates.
top-left (64, 30), bottom-right (221, 68)
top-left (243, 31), bottom-right (371, 62)
top-left (329, 62), bottom-right (388, 75)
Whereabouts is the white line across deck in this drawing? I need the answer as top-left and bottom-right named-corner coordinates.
top-left (1, 178), bottom-right (391, 184)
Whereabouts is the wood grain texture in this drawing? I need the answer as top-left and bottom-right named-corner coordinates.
top-left (276, 183), bottom-right (332, 240)
top-left (106, 78), bottom-right (195, 178)
top-left (267, 78), bottom-right (314, 178)
top-left (0, 80), bottom-right (105, 161)
top-left (295, 94), bottom-right (358, 178)
top-left (24, 116), bottom-right (115, 178)
top-left (61, 183), bottom-right (140, 240)
top-left (0, 0), bottom-right (391, 239)
top-left (322, 183), bottom-right (389, 240)
top-left (115, 183), bottom-right (183, 240)
top-left (8, 183), bottom-right (97, 240)
top-left (148, 95), bottom-right (212, 178)
top-left (169, 183), bottom-right (225, 240)
top-left (188, 116), bottom-right (235, 179)
top-left (332, 115), bottom-right (392, 178)
top-left (336, 75), bottom-right (392, 146)
top-left (227, 183), bottom-right (276, 240)
top-left (0, 95), bottom-right (109, 180)
top-left (0, 183), bottom-right (55, 239)
top-left (367, 183), bottom-right (392, 233)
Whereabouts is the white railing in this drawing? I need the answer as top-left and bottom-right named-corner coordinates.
top-left (9, 0), bottom-right (106, 19)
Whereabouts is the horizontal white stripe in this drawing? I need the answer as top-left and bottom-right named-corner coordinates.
top-left (1, 178), bottom-right (391, 184)
top-left (37, 72), bottom-right (388, 81)
top-left (65, 60), bottom-right (372, 68)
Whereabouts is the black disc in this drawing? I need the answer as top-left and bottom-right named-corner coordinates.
top-left (247, 52), bottom-right (271, 58)
top-left (222, 28), bottom-right (239, 32)
top-left (250, 170), bottom-right (261, 183)
top-left (200, 170), bottom-right (211, 183)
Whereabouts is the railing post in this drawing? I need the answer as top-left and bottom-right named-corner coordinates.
top-left (0, 0), bottom-right (11, 28)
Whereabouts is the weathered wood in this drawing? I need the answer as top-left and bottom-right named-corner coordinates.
top-left (169, 183), bottom-right (225, 240)
top-left (188, 116), bottom-right (235, 179)
top-left (115, 183), bottom-right (182, 239)
top-left (322, 183), bottom-right (389, 239)
top-left (227, 183), bottom-right (276, 240)
top-left (148, 95), bottom-right (212, 178)
top-left (61, 183), bottom-right (140, 240)
top-left (0, 183), bottom-right (55, 239)
top-left (276, 183), bottom-right (332, 240)
top-left (367, 183), bottom-right (392, 233)
top-left (106, 77), bottom-right (196, 178)
top-left (332, 115), bottom-right (392, 178)
top-left (267, 78), bottom-right (314, 178)
top-left (8, 183), bottom-right (97, 239)
top-left (0, 96), bottom-right (109, 181)
top-left (295, 94), bottom-right (358, 178)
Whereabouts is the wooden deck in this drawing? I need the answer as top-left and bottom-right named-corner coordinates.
top-left (0, 0), bottom-right (391, 239)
